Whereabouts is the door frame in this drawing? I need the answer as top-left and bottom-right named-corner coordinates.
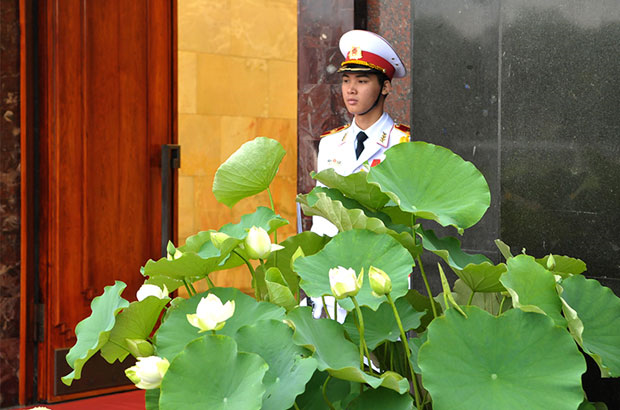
top-left (19, 0), bottom-right (178, 404)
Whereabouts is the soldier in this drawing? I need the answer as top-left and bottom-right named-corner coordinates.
top-left (309, 30), bottom-right (410, 319)
top-left (312, 29), bottom-right (410, 237)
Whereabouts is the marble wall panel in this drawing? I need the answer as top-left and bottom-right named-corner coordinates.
top-left (411, 1), bottom-right (620, 401)
top-left (0, 0), bottom-right (21, 407)
top-left (297, 1), bottom-right (355, 224)
top-left (367, 0), bottom-right (412, 126)
top-left (411, 0), bottom-right (501, 266)
top-left (500, 0), bottom-right (620, 295)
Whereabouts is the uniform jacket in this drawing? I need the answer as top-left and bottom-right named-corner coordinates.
top-left (311, 112), bottom-right (410, 236)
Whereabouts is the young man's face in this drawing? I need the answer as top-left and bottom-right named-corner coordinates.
top-left (341, 72), bottom-right (387, 116)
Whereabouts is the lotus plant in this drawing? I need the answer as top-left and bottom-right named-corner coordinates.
top-left (60, 137), bottom-right (619, 410)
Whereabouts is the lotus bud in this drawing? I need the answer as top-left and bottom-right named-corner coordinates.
top-left (136, 284), bottom-right (169, 301)
top-left (329, 266), bottom-right (363, 300)
top-left (546, 254), bottom-right (556, 271)
top-left (126, 338), bottom-right (155, 357)
top-left (125, 356), bottom-right (170, 390)
top-left (244, 226), bottom-right (284, 259)
top-left (210, 231), bottom-right (231, 249)
top-left (186, 293), bottom-right (235, 332)
top-left (368, 266), bottom-right (392, 297)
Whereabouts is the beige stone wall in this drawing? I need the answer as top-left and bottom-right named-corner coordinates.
top-left (177, 0), bottom-right (298, 293)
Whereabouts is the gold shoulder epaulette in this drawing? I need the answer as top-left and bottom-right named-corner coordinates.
top-left (320, 123), bottom-right (350, 138)
top-left (394, 123), bottom-right (410, 134)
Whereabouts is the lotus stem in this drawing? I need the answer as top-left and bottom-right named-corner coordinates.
top-left (293, 402), bottom-right (301, 410)
top-left (321, 296), bottom-right (332, 320)
top-left (467, 289), bottom-right (475, 306)
top-left (416, 256), bottom-right (437, 318)
top-left (266, 187), bottom-right (277, 244)
top-left (333, 301), bottom-right (338, 322)
top-left (322, 375), bottom-right (336, 410)
top-left (205, 275), bottom-right (215, 289)
top-left (233, 249), bottom-right (259, 300)
top-left (351, 296), bottom-right (374, 375)
top-left (182, 279), bottom-right (194, 297)
top-left (498, 295), bottom-right (506, 316)
top-left (386, 293), bottom-right (422, 409)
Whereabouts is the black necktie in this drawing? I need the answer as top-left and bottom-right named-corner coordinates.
top-left (355, 131), bottom-right (368, 159)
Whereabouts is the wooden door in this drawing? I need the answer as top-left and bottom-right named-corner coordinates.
top-left (35, 0), bottom-right (176, 403)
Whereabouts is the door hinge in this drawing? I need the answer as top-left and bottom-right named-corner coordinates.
top-left (35, 303), bottom-right (45, 343)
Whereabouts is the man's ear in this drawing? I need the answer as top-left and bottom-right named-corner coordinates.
top-left (381, 80), bottom-right (392, 95)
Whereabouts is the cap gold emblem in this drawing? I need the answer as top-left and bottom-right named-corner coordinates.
top-left (349, 46), bottom-right (362, 60)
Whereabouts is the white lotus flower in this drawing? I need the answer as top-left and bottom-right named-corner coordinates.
top-left (368, 266), bottom-right (392, 297)
top-left (125, 356), bottom-right (170, 390)
top-left (329, 266), bottom-right (363, 300)
top-left (136, 284), bottom-right (169, 301)
top-left (244, 226), bottom-right (284, 259)
top-left (186, 293), bottom-right (235, 332)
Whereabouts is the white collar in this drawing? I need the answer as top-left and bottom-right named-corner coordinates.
top-left (351, 112), bottom-right (391, 142)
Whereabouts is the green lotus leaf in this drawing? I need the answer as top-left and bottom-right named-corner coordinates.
top-left (159, 335), bottom-right (268, 410)
top-left (262, 231), bottom-right (331, 297)
top-left (342, 296), bottom-right (424, 350)
top-left (218, 206), bottom-right (289, 239)
top-left (62, 281), bottom-right (129, 385)
top-left (235, 319), bottom-right (317, 410)
top-left (560, 275), bottom-right (620, 377)
top-left (145, 389), bottom-right (160, 410)
top-left (142, 237), bottom-right (243, 281)
top-left (381, 205), bottom-right (415, 226)
top-left (535, 254), bottom-right (587, 278)
top-left (417, 228), bottom-right (505, 292)
top-left (407, 332), bottom-right (427, 373)
top-left (404, 289), bottom-right (443, 332)
top-left (367, 142), bottom-right (490, 234)
top-left (286, 307), bottom-right (409, 394)
top-left (264, 267), bottom-right (298, 311)
top-left (297, 191), bottom-right (421, 258)
top-left (294, 371), bottom-right (359, 410)
top-left (308, 186), bottom-right (393, 225)
top-left (346, 387), bottom-right (414, 410)
top-left (494, 239), bottom-right (514, 261)
top-left (213, 137), bottom-right (286, 207)
top-left (500, 255), bottom-right (566, 327)
top-left (295, 229), bottom-right (414, 311)
top-left (452, 279), bottom-right (509, 316)
top-left (578, 400), bottom-right (609, 410)
top-left (180, 231), bottom-right (211, 253)
top-left (154, 287), bottom-right (285, 361)
top-left (457, 262), bottom-right (507, 293)
top-left (100, 296), bottom-right (170, 363)
top-left (144, 275), bottom-right (186, 294)
top-left (418, 307), bottom-right (586, 410)
top-left (311, 168), bottom-right (390, 210)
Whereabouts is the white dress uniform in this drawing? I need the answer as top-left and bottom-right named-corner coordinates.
top-left (307, 29), bottom-right (410, 320)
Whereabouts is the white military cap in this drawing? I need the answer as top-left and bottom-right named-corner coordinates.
top-left (338, 30), bottom-right (406, 80)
